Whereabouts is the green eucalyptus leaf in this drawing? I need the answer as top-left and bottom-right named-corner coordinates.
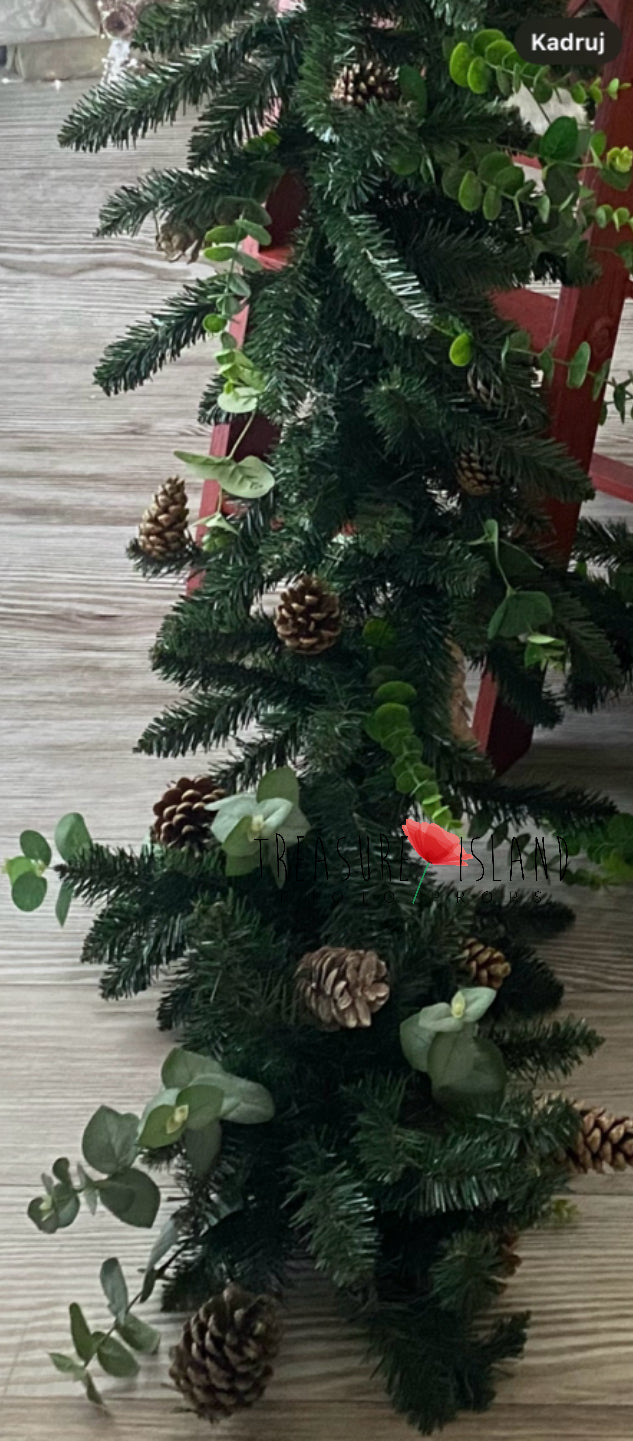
top-left (4, 855), bottom-right (38, 884)
top-left (11, 870), bottom-right (47, 912)
top-left (203, 244), bottom-right (238, 263)
top-left (567, 341), bottom-right (591, 390)
top-left (483, 186), bottom-right (502, 221)
top-left (374, 681), bottom-right (417, 704)
top-left (50, 1352), bottom-right (84, 1378)
top-left (20, 830), bottom-right (52, 866)
top-left (539, 116), bottom-right (579, 163)
top-left (373, 702), bottom-right (412, 742)
top-left (100, 1258), bottom-right (129, 1323)
top-left (138, 1093), bottom-right (185, 1149)
top-left (54, 812), bottom-right (92, 862)
top-left (449, 42), bottom-right (474, 87)
top-left (400, 1004), bottom-right (460, 1073)
top-left (55, 880), bottom-right (73, 927)
top-left (257, 766), bottom-right (300, 807)
top-left (219, 387), bottom-right (260, 414)
top-left (473, 28), bottom-right (505, 56)
top-left (212, 1071), bottom-right (275, 1125)
top-left (185, 1119), bottom-right (223, 1177)
top-left (97, 1335), bottom-right (139, 1379)
top-left (467, 57), bottom-right (490, 95)
top-left (428, 1030), bottom-right (507, 1117)
top-left (220, 455), bottom-right (275, 498)
top-left (488, 590), bottom-right (553, 640)
top-left (449, 331), bottom-right (474, 366)
top-left (177, 1081), bottom-right (224, 1131)
top-left (28, 1196), bottom-right (59, 1233)
top-left (83, 1371), bottom-right (105, 1407)
top-left (116, 1314), bottom-right (160, 1355)
top-left (82, 1107), bottom-right (139, 1175)
top-left (99, 1168), bottom-right (160, 1229)
top-left (162, 1047), bottom-right (216, 1090)
top-left (458, 172), bottom-right (483, 213)
top-left (69, 1303), bottom-right (95, 1363)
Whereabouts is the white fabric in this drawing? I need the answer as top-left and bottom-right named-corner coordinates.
top-left (0, 1), bottom-right (101, 46)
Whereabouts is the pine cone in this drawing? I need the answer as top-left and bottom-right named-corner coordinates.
top-left (568, 1103), bottom-right (633, 1173)
top-left (339, 60), bottom-right (399, 109)
top-left (467, 365), bottom-right (502, 411)
top-left (152, 776), bottom-right (226, 851)
top-left (101, 3), bottom-right (139, 39)
top-left (455, 446), bottom-right (499, 497)
top-left (461, 937), bottom-right (511, 990)
top-left (157, 219), bottom-right (202, 263)
top-left (170, 1283), bottom-right (282, 1423)
top-left (138, 476), bottom-right (190, 558)
top-left (296, 945), bottom-right (390, 1029)
top-left (274, 574), bottom-right (342, 655)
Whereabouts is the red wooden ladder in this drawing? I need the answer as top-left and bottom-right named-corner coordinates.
top-left (196, 0), bottom-right (633, 776)
top-left (475, 0), bottom-right (633, 769)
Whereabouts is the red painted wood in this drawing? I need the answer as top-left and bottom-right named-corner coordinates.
top-left (590, 450), bottom-right (633, 499)
top-left (475, 0), bottom-right (633, 770)
top-left (494, 289), bottom-right (557, 353)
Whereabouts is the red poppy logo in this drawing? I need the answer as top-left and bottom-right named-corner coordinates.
top-left (402, 819), bottom-right (473, 903)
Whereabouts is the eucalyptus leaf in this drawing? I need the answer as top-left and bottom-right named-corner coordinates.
top-left (220, 455), bottom-right (275, 497)
top-left (539, 116), bottom-right (579, 164)
top-left (99, 1168), bottom-right (160, 1229)
top-left (428, 1030), bottom-right (507, 1117)
top-left (4, 856), bottom-right (38, 884)
top-left (256, 766), bottom-right (300, 807)
top-left (215, 1072), bottom-right (275, 1125)
top-left (50, 1352), bottom-right (85, 1378)
top-left (185, 1119), bottom-right (223, 1177)
top-left (116, 1314), bottom-right (160, 1355)
top-left (55, 880), bottom-right (73, 927)
top-left (69, 1303), bottom-right (95, 1363)
top-left (97, 1335), bottom-right (139, 1379)
top-left (567, 341), bottom-right (591, 390)
top-left (449, 331), bottom-right (474, 366)
top-left (449, 42), bottom-right (474, 86)
top-left (20, 830), bottom-right (52, 866)
top-left (162, 1047), bottom-right (217, 1090)
top-left (100, 1258), bottom-right (129, 1323)
top-left (83, 1371), bottom-right (105, 1407)
top-left (177, 1081), bottom-right (224, 1131)
top-left (11, 870), bottom-right (47, 912)
top-left (82, 1107), bottom-right (139, 1175)
top-left (54, 812), bottom-right (92, 862)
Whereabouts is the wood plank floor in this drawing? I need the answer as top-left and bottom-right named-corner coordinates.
top-left (1, 79), bottom-right (632, 1440)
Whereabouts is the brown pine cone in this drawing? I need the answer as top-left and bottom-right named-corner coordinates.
top-left (461, 937), bottom-right (511, 991)
top-left (157, 220), bottom-right (202, 263)
top-left (295, 945), bottom-right (390, 1030)
top-left (152, 776), bottom-right (226, 851)
top-left (170, 1283), bottom-right (282, 1422)
top-left (274, 574), bottom-right (342, 656)
top-left (101, 3), bottom-right (138, 39)
top-left (455, 446), bottom-right (499, 497)
top-left (568, 1103), bottom-right (633, 1174)
top-left (467, 365), bottom-right (502, 411)
top-left (138, 476), bottom-right (190, 558)
top-left (339, 61), bottom-right (399, 109)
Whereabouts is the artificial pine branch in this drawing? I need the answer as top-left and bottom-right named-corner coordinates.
top-left (133, 0), bottom-right (271, 57)
top-left (94, 280), bottom-right (219, 394)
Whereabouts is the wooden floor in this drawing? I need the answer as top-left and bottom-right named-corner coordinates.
top-left (1, 80), bottom-right (632, 1441)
